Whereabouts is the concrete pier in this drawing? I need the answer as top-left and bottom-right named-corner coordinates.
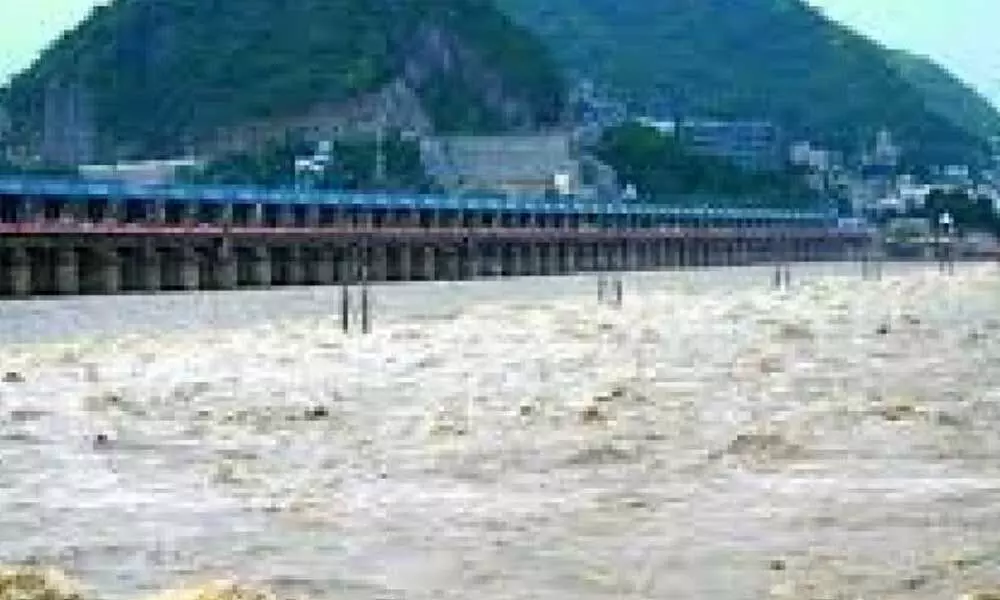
top-left (564, 243), bottom-right (577, 274)
top-left (251, 247), bottom-right (272, 287)
top-left (286, 246), bottom-right (305, 286)
top-left (421, 246), bottom-right (436, 281)
top-left (180, 247), bottom-right (200, 291)
top-left (529, 245), bottom-right (543, 276)
top-left (370, 245), bottom-right (388, 282)
top-left (214, 241), bottom-right (237, 290)
top-left (56, 247), bottom-right (80, 295)
top-left (314, 247), bottom-right (337, 285)
top-left (465, 243), bottom-right (481, 280)
top-left (142, 245), bottom-right (162, 292)
top-left (97, 247), bottom-right (121, 295)
top-left (10, 246), bottom-right (31, 297)
top-left (398, 245), bottom-right (413, 282)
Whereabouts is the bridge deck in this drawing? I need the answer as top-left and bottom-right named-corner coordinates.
top-left (0, 221), bottom-right (867, 242)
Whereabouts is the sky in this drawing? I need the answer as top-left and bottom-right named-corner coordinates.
top-left (0, 0), bottom-right (998, 109)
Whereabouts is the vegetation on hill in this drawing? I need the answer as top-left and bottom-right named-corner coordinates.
top-left (594, 121), bottom-right (821, 207)
top-left (888, 50), bottom-right (1000, 142)
top-left (2, 0), bottom-right (567, 160)
top-left (495, 0), bottom-right (996, 166)
top-left (196, 132), bottom-right (433, 192)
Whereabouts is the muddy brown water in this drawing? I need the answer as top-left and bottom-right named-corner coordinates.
top-left (1, 262), bottom-right (1000, 600)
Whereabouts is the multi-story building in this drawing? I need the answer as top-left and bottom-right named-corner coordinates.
top-left (681, 119), bottom-right (783, 171)
top-left (638, 117), bottom-right (783, 171)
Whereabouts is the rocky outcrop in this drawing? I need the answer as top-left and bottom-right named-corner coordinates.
top-left (2, 0), bottom-right (567, 164)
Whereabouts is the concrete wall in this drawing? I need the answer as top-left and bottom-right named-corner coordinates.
top-left (421, 133), bottom-right (581, 195)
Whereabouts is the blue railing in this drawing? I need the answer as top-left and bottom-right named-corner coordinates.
top-left (0, 176), bottom-right (838, 222)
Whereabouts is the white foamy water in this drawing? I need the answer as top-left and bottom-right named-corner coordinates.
top-left (2, 263), bottom-right (1000, 600)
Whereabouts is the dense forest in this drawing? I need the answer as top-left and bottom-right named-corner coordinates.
top-left (888, 50), bottom-right (1000, 143)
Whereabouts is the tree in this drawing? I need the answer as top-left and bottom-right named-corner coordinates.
top-left (593, 121), bottom-right (820, 206)
top-left (920, 189), bottom-right (999, 234)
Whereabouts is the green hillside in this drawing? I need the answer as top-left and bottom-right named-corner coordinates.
top-left (889, 50), bottom-right (1000, 142)
top-left (1, 0), bottom-right (567, 161)
top-left (495, 0), bottom-right (994, 166)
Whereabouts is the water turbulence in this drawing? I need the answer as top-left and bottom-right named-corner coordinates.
top-left (2, 264), bottom-right (1000, 600)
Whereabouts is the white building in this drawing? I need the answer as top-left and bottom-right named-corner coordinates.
top-left (79, 159), bottom-right (206, 185)
top-left (871, 128), bottom-right (900, 168)
top-left (789, 140), bottom-right (832, 172)
top-left (897, 183), bottom-right (933, 212)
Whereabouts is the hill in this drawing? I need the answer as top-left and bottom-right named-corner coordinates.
top-left (494, 0), bottom-right (995, 167)
top-left (888, 50), bottom-right (1000, 142)
top-left (0, 0), bottom-right (567, 164)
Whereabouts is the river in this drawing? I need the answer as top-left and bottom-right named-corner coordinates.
top-left (1, 262), bottom-right (1000, 600)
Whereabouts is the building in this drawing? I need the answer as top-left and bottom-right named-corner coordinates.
top-left (789, 140), bottom-right (833, 173)
top-left (78, 159), bottom-right (206, 185)
top-left (939, 164), bottom-right (973, 187)
top-left (681, 120), bottom-right (782, 171)
top-left (639, 117), bottom-right (783, 171)
top-left (870, 128), bottom-right (900, 169)
top-left (571, 79), bottom-right (628, 138)
top-left (420, 133), bottom-right (582, 197)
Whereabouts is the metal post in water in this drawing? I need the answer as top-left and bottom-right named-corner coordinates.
top-left (341, 281), bottom-right (351, 333)
top-left (861, 241), bottom-right (870, 280)
top-left (360, 243), bottom-right (371, 335)
top-left (361, 280), bottom-right (370, 334)
top-left (936, 229), bottom-right (944, 274)
top-left (783, 235), bottom-right (792, 288)
top-left (875, 233), bottom-right (884, 281)
top-left (772, 234), bottom-right (784, 289)
top-left (938, 211), bottom-right (955, 276)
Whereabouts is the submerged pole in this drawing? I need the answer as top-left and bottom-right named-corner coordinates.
top-left (360, 243), bottom-right (371, 335)
top-left (341, 281), bottom-right (351, 333)
top-left (360, 269), bottom-right (371, 335)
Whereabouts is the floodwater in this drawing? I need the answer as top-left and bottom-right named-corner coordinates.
top-left (2, 262), bottom-right (1000, 600)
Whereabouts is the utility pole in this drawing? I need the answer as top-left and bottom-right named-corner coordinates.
top-left (374, 92), bottom-right (387, 188)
